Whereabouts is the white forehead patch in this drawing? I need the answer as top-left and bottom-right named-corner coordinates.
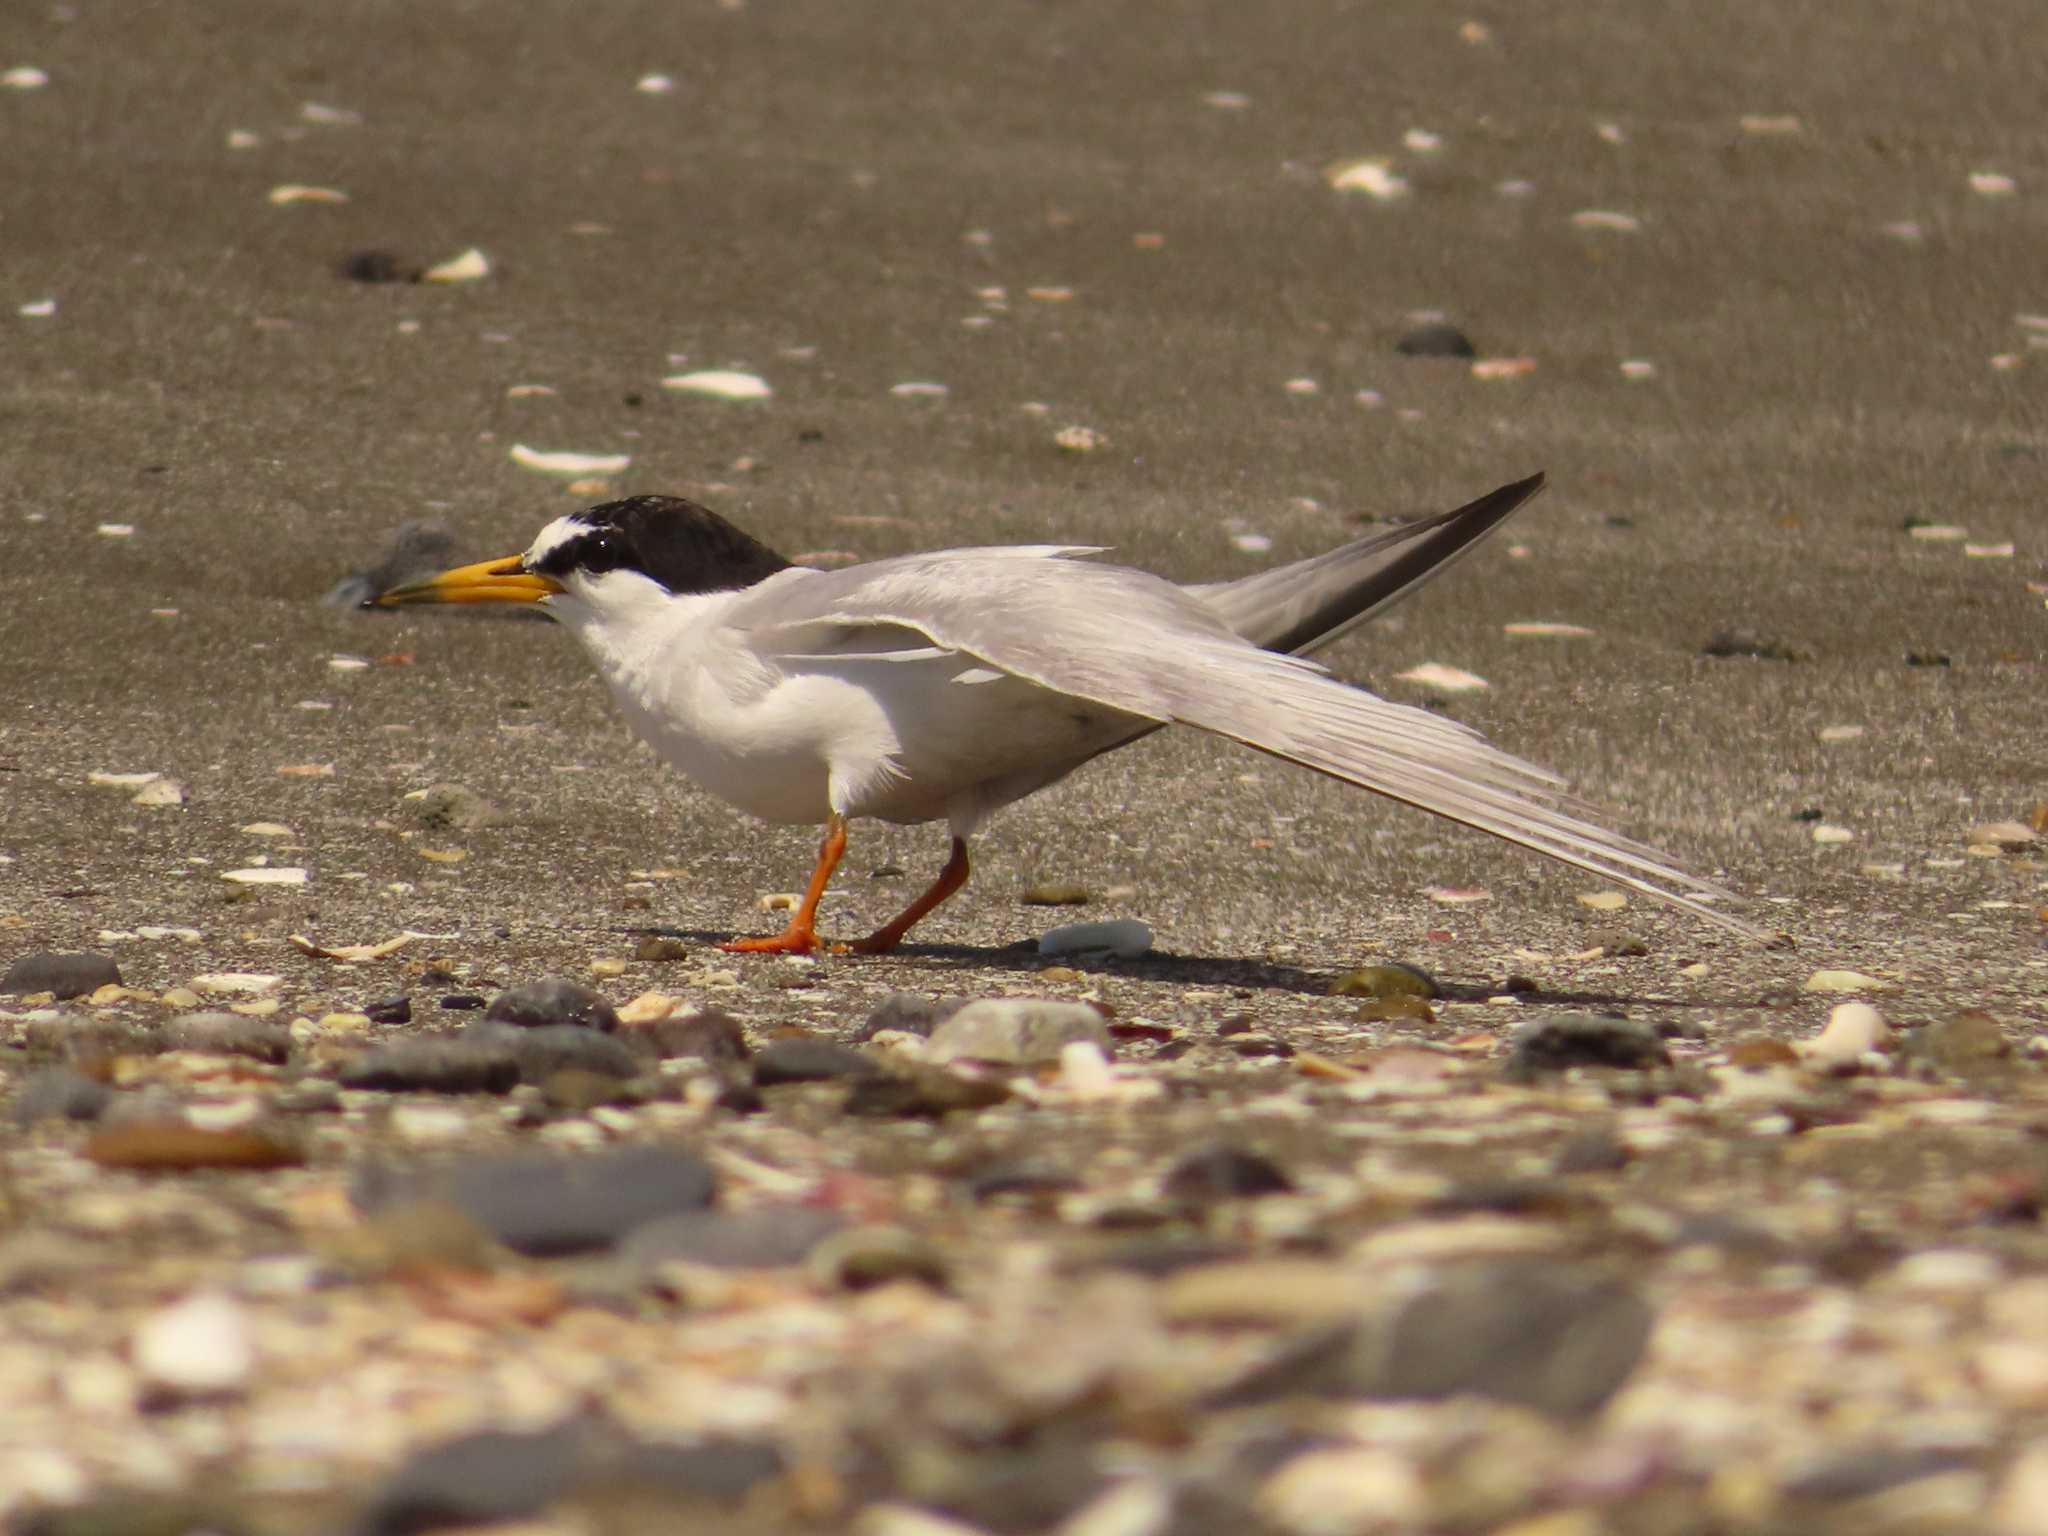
top-left (522, 515), bottom-right (590, 568)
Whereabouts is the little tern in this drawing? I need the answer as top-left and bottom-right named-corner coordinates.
top-left (375, 473), bottom-right (1752, 952)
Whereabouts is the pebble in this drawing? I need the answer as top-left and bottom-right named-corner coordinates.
top-left (1803, 969), bottom-right (1886, 993)
top-left (338, 1039), bottom-right (522, 1094)
top-left (404, 783), bottom-right (506, 830)
top-left (1162, 1145), bottom-right (1294, 1204)
top-left (1800, 1002), bottom-right (1890, 1066)
top-left (1, 951), bottom-right (121, 999)
top-left (132, 778), bottom-right (187, 808)
top-left (1325, 158), bottom-right (1408, 199)
top-left (460, 1020), bottom-right (644, 1082)
top-left (751, 1037), bottom-right (883, 1085)
top-left (1328, 963), bottom-right (1436, 1000)
top-left (1349, 1261), bottom-right (1653, 1416)
top-left (925, 999), bottom-right (1114, 1065)
top-left (1021, 883), bottom-right (1091, 906)
top-left (10, 1068), bottom-right (113, 1126)
top-left (1970, 821), bottom-right (2037, 852)
top-left (421, 247), bottom-right (490, 284)
top-left (643, 1007), bottom-right (751, 1065)
top-left (389, 1103), bottom-right (473, 1144)
top-left (1913, 1010), bottom-right (2011, 1070)
top-left (855, 993), bottom-right (969, 1040)
top-left (86, 1122), bottom-right (303, 1170)
top-left (483, 976), bottom-right (621, 1032)
top-left (842, 1066), bottom-right (1014, 1118)
top-left (633, 936), bottom-right (692, 962)
top-left (221, 866), bottom-right (308, 885)
top-left (364, 996), bottom-right (412, 1024)
top-left (1259, 1447), bottom-right (1428, 1534)
top-left (164, 1012), bottom-right (291, 1063)
top-left (1505, 1014), bottom-right (1670, 1076)
top-left (1394, 321), bottom-right (1476, 358)
top-left (131, 1292), bottom-right (254, 1396)
top-left (1038, 919), bottom-right (1152, 959)
top-left (621, 1205), bottom-right (845, 1269)
top-left (359, 1426), bottom-right (581, 1535)
top-left (809, 1225), bottom-right (948, 1291)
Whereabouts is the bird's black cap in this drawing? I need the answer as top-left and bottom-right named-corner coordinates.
top-left (530, 496), bottom-right (792, 595)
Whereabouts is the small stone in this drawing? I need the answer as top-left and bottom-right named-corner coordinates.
top-left (190, 972), bottom-right (282, 997)
top-left (853, 992), bottom-right (968, 1041)
top-left (809, 1225), bottom-right (948, 1291)
top-left (1576, 891), bottom-right (1627, 912)
top-left (164, 1012), bottom-right (291, 1063)
top-left (1037, 919), bottom-right (1152, 958)
top-left (1329, 963), bottom-right (1437, 1000)
top-left (11, 1068), bottom-right (114, 1126)
top-left (1726, 1035), bottom-right (1801, 1069)
top-left (622, 1205), bottom-right (845, 1269)
top-left (1348, 1261), bottom-right (1653, 1415)
top-left (1801, 1002), bottom-right (1889, 1067)
top-left (634, 936), bottom-right (692, 962)
top-left (353, 1145), bottom-right (717, 1257)
top-left (1914, 1010), bottom-right (2011, 1070)
top-left (1020, 883), bottom-right (1091, 906)
top-left (588, 957), bottom-right (628, 979)
top-left (1803, 968), bottom-right (1886, 994)
top-left (1260, 1448), bottom-right (1427, 1533)
top-left (926, 999), bottom-right (1114, 1065)
top-left (644, 1008), bottom-right (750, 1066)
top-left (2, 951), bottom-right (121, 1000)
top-left (1700, 630), bottom-right (1801, 662)
top-left (539, 1068), bottom-right (641, 1112)
top-left (1505, 1014), bottom-right (1669, 1077)
top-left (484, 977), bottom-right (620, 1032)
top-left (86, 1122), bottom-right (302, 1170)
top-left (364, 995), bottom-right (412, 1024)
top-left (842, 1067), bottom-right (1014, 1118)
top-left (1162, 1145), bottom-right (1294, 1204)
top-left (132, 778), bottom-right (187, 809)
top-left (461, 1020), bottom-right (644, 1082)
top-left (751, 1037), bottom-right (882, 1085)
top-left (404, 783), bottom-right (507, 830)
top-left (361, 1426), bottom-right (581, 1534)
top-left (132, 1292), bottom-right (254, 1396)
top-left (1395, 322), bottom-right (1477, 358)
top-left (1970, 820), bottom-right (2037, 852)
top-left (339, 1039), bottom-right (521, 1094)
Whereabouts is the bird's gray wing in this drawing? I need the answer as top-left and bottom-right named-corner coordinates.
top-left (727, 550), bottom-right (1756, 938)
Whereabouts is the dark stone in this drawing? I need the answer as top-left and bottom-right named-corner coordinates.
top-left (842, 1067), bottom-right (1012, 1118)
top-left (644, 1008), bottom-right (750, 1065)
top-left (354, 1145), bottom-right (718, 1257)
top-left (633, 935), bottom-right (691, 962)
top-left (752, 1037), bottom-right (882, 1085)
top-left (364, 995), bottom-right (413, 1025)
top-left (1394, 322), bottom-right (1477, 358)
top-left (164, 1012), bottom-right (291, 1063)
top-left (1, 951), bottom-right (121, 1000)
top-left (11, 1068), bottom-right (113, 1126)
top-left (853, 992), bottom-right (968, 1041)
top-left (1552, 1126), bottom-right (1631, 1174)
top-left (967, 1162), bottom-right (1083, 1202)
top-left (463, 1019), bottom-right (644, 1082)
top-left (609, 1438), bottom-right (784, 1500)
top-left (21, 1016), bottom-right (163, 1059)
top-left (715, 1081), bottom-right (766, 1114)
top-left (1700, 629), bottom-right (1802, 661)
top-left (1505, 1013), bottom-right (1670, 1077)
top-left (1163, 1145), bottom-right (1295, 1204)
top-left (1227, 1036), bottom-right (1294, 1059)
top-left (1783, 1446), bottom-right (1979, 1502)
top-left (1348, 1262), bottom-right (1653, 1417)
top-left (540, 1068), bottom-right (644, 1111)
top-left (1904, 651), bottom-right (1951, 668)
top-left (341, 1038), bottom-right (522, 1094)
top-left (622, 1205), bottom-right (844, 1268)
top-left (1214, 1013), bottom-right (1257, 1036)
top-left (484, 977), bottom-right (620, 1032)
top-left (338, 249), bottom-right (416, 284)
top-left (86, 1122), bottom-right (303, 1171)
top-left (438, 994), bottom-right (488, 1011)
top-left (360, 1425), bottom-right (581, 1535)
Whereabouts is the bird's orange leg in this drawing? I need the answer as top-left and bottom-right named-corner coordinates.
top-left (721, 815), bottom-right (848, 954)
top-left (843, 837), bottom-right (970, 955)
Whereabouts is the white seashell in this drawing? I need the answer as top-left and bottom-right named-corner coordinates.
top-left (222, 866), bottom-right (309, 885)
top-left (1326, 159), bottom-right (1408, 199)
top-left (2, 66), bottom-right (49, 90)
top-left (1503, 622), bottom-right (1593, 637)
top-left (508, 444), bottom-right (631, 477)
top-left (1038, 918), bottom-right (1153, 959)
top-left (422, 247), bottom-right (490, 284)
top-left (88, 771), bottom-right (161, 788)
top-left (1570, 209), bottom-right (1640, 231)
top-left (1969, 171), bottom-right (2017, 197)
top-left (661, 369), bottom-right (773, 400)
top-left (890, 381), bottom-right (949, 397)
top-left (191, 972), bottom-right (284, 995)
top-left (266, 184), bottom-right (348, 205)
top-left (132, 779), bottom-right (186, 809)
top-left (1396, 662), bottom-right (1489, 694)
top-left (635, 73), bottom-right (676, 94)
top-left (19, 298), bottom-right (56, 318)
top-left (1619, 358), bottom-right (1658, 380)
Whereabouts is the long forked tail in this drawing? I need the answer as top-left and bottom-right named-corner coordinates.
top-left (1191, 473), bottom-right (1545, 656)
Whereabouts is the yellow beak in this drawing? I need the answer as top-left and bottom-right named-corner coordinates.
top-left (374, 555), bottom-right (564, 606)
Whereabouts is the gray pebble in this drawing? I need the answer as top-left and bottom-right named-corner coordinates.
top-left (339, 1038), bottom-right (522, 1095)
top-left (11, 1067), bottom-right (113, 1126)
top-left (165, 1012), bottom-right (291, 1063)
top-left (1505, 1013), bottom-right (1670, 1077)
top-left (643, 1008), bottom-right (750, 1066)
top-left (854, 991), bottom-right (969, 1041)
top-left (925, 998), bottom-right (1113, 1065)
top-left (405, 782), bottom-right (508, 832)
top-left (751, 1037), bottom-right (882, 1085)
top-left (462, 1019), bottom-right (644, 1081)
top-left (484, 977), bottom-right (620, 1032)
top-left (622, 1205), bottom-right (845, 1268)
top-left (1, 950), bottom-right (121, 1000)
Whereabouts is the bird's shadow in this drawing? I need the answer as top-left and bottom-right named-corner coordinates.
top-left (621, 925), bottom-right (1766, 1012)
